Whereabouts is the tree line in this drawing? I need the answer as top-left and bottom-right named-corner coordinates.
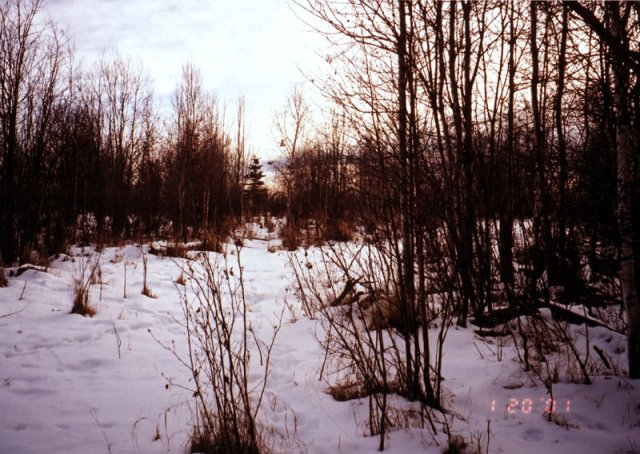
top-left (0, 0), bottom-right (251, 265)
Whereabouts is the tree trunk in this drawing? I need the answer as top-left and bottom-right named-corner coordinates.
top-left (498, 1), bottom-right (517, 307)
top-left (397, 0), bottom-right (417, 399)
top-left (609, 3), bottom-right (640, 379)
top-left (529, 1), bottom-right (553, 295)
top-left (555, 5), bottom-right (569, 258)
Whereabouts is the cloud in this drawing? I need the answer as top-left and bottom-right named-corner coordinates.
top-left (43, 0), bottom-right (324, 154)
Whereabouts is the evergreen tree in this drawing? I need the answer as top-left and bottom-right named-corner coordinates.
top-left (244, 156), bottom-right (266, 216)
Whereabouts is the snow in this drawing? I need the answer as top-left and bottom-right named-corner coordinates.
top-left (1, 236), bottom-right (639, 453)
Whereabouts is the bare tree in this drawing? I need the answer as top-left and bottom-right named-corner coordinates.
top-left (89, 56), bottom-right (154, 238)
top-left (274, 85), bottom-right (310, 229)
top-left (563, 0), bottom-right (640, 379)
top-left (164, 63), bottom-right (232, 241)
top-left (0, 0), bottom-right (70, 263)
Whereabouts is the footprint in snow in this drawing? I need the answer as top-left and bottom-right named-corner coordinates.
top-left (522, 427), bottom-right (544, 442)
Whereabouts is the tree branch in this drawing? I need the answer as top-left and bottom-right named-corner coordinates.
top-left (563, 1), bottom-right (640, 75)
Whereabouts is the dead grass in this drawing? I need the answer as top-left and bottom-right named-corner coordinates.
top-left (190, 420), bottom-right (264, 454)
top-left (175, 272), bottom-right (186, 286)
top-left (90, 266), bottom-right (102, 285)
top-left (71, 254), bottom-right (100, 317)
top-left (442, 435), bottom-right (467, 454)
top-left (71, 279), bottom-right (97, 317)
top-left (20, 248), bottom-right (51, 267)
top-left (153, 426), bottom-right (161, 442)
top-left (281, 224), bottom-right (301, 251)
top-left (327, 378), bottom-right (399, 403)
top-left (142, 285), bottom-right (157, 298)
top-left (199, 234), bottom-right (225, 253)
top-left (328, 382), bottom-right (369, 402)
top-left (323, 220), bottom-right (355, 243)
top-left (264, 217), bottom-right (276, 233)
top-left (362, 292), bottom-right (416, 335)
top-left (166, 243), bottom-right (188, 258)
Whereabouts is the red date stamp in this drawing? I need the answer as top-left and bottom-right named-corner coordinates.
top-left (491, 398), bottom-right (571, 414)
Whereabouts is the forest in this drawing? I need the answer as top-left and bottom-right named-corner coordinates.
top-left (0, 0), bottom-right (639, 453)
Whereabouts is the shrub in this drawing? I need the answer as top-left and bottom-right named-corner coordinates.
top-left (288, 240), bottom-right (450, 450)
top-left (156, 252), bottom-right (280, 454)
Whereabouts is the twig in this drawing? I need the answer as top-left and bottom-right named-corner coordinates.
top-left (319, 324), bottom-right (332, 381)
top-left (330, 279), bottom-right (358, 307)
top-left (99, 265), bottom-right (103, 301)
top-left (19, 281), bottom-right (27, 300)
top-left (113, 322), bottom-right (122, 359)
top-left (593, 345), bottom-right (612, 370)
top-left (0, 306), bottom-right (27, 318)
top-left (473, 342), bottom-right (486, 360)
top-left (123, 263), bottom-right (127, 299)
top-left (91, 409), bottom-right (112, 453)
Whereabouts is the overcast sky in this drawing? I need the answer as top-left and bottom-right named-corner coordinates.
top-left (44, 0), bottom-right (324, 157)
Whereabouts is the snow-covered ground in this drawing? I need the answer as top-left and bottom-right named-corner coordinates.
top-left (1, 235), bottom-right (639, 453)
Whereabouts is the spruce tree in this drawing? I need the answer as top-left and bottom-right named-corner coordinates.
top-left (244, 156), bottom-right (266, 216)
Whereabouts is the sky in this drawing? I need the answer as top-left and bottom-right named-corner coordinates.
top-left (43, 0), bottom-right (325, 158)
